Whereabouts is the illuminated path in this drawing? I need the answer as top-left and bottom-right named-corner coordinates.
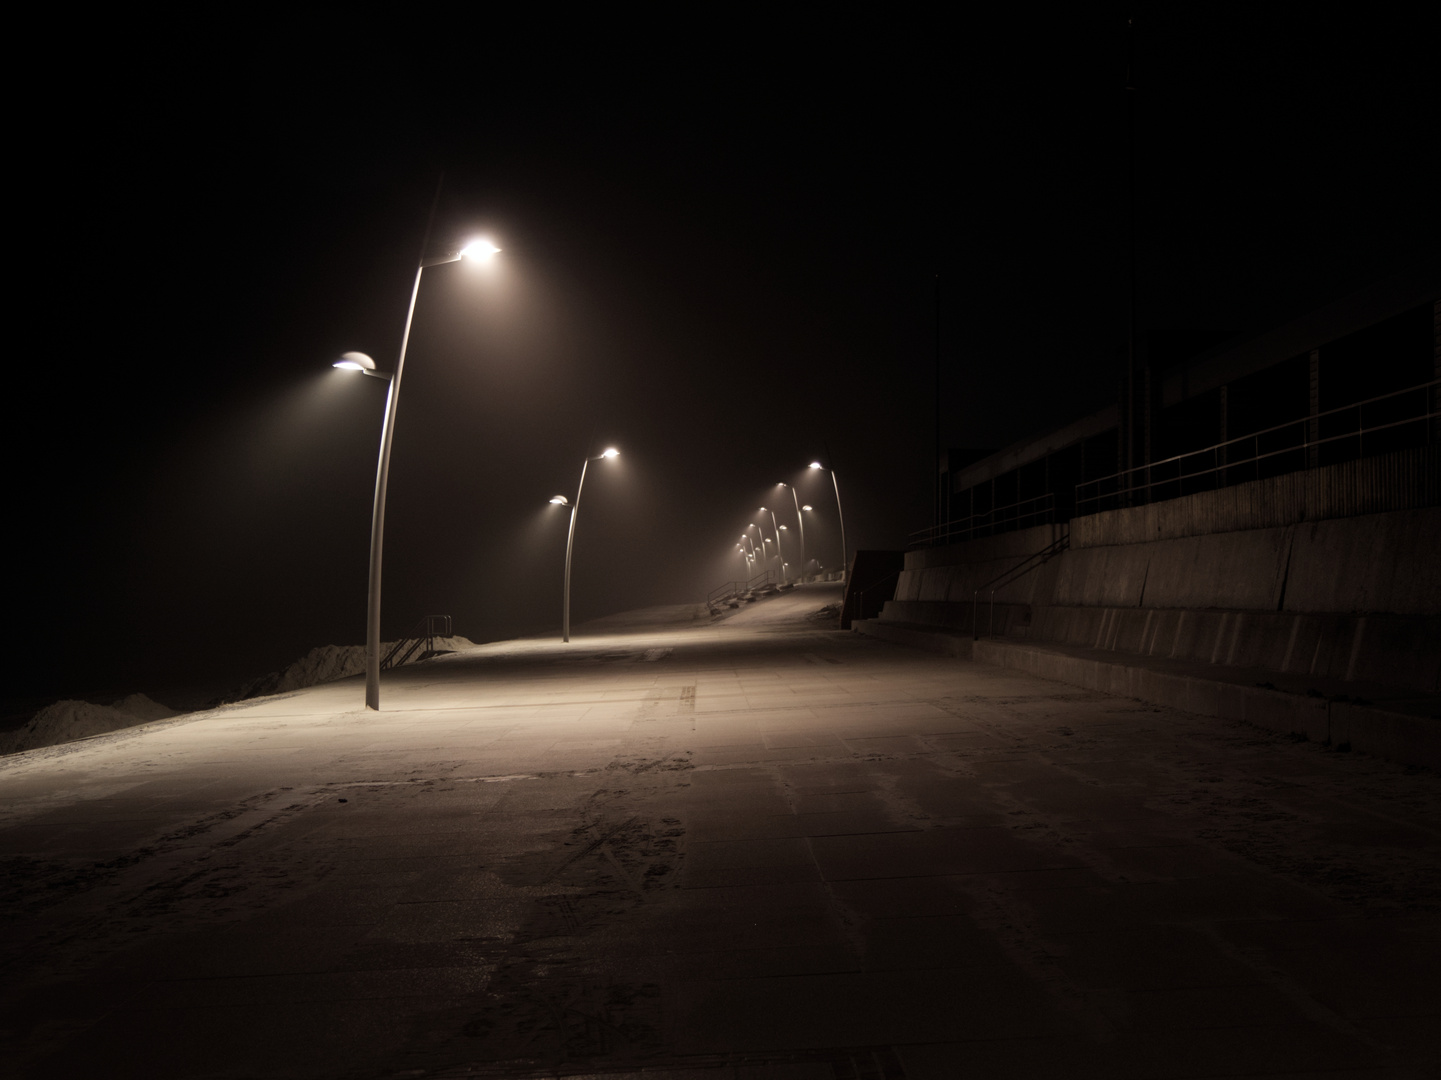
top-left (3, 583), bottom-right (1438, 1078)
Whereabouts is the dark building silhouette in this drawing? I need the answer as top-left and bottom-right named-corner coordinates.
top-left (931, 266), bottom-right (1439, 546)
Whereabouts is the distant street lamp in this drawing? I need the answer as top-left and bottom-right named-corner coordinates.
top-left (746, 523), bottom-right (765, 572)
top-left (333, 237), bottom-right (500, 710)
top-left (759, 506), bottom-right (785, 584)
top-left (740, 533), bottom-right (759, 566)
top-left (777, 482), bottom-right (807, 583)
top-left (553, 448), bottom-right (619, 643)
top-left (809, 461), bottom-right (847, 580)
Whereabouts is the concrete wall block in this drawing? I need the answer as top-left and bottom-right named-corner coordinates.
top-left (1052, 546), bottom-right (1150, 607)
top-left (1138, 528), bottom-right (1292, 610)
top-left (1343, 614), bottom-right (1441, 693)
top-left (1110, 609), bottom-right (1154, 654)
top-left (1304, 615), bottom-right (1355, 680)
top-left (1228, 612), bottom-right (1286, 669)
top-left (918, 568), bottom-right (951, 602)
top-left (1283, 508), bottom-right (1441, 615)
top-left (894, 570), bottom-right (923, 602)
top-left (1173, 610), bottom-right (1224, 663)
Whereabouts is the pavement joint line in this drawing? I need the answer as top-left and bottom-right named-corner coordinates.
top-left (319, 775), bottom-right (541, 788)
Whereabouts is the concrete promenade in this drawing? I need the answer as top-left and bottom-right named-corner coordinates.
top-left (2, 583), bottom-right (1438, 1079)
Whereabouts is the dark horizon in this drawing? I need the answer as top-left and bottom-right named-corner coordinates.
top-left (10, 7), bottom-right (1439, 714)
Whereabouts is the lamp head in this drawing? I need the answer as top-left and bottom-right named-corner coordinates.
top-left (549, 495), bottom-right (569, 506)
top-left (601, 447), bottom-right (620, 459)
top-left (802, 505), bottom-right (813, 511)
top-left (333, 351), bottom-right (376, 372)
top-left (778, 525), bottom-right (788, 530)
top-left (809, 462), bottom-right (823, 469)
top-left (460, 238), bottom-right (501, 261)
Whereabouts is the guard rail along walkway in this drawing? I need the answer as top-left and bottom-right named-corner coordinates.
top-left (381, 614), bottom-right (454, 670)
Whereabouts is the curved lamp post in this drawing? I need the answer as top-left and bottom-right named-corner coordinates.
top-left (777, 482), bottom-right (807, 583)
top-left (553, 447), bottom-right (619, 642)
top-left (809, 461), bottom-right (847, 580)
top-left (759, 506), bottom-right (786, 584)
top-left (333, 238), bottom-right (500, 710)
top-left (746, 523), bottom-right (765, 574)
top-left (740, 533), bottom-right (758, 567)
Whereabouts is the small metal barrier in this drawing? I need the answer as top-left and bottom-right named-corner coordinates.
top-left (381, 614), bottom-right (453, 670)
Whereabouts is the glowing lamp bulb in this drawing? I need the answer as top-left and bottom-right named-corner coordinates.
top-left (802, 505), bottom-right (813, 511)
top-left (549, 495), bottom-right (569, 505)
top-left (601, 448), bottom-right (620, 459)
top-left (461, 239), bottom-right (501, 260)
top-left (809, 462), bottom-right (823, 469)
top-left (333, 351), bottom-right (376, 372)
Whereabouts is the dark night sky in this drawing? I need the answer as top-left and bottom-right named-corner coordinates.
top-left (9, 8), bottom-right (1439, 712)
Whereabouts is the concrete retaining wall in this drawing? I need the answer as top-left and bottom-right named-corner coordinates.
top-left (1284, 510), bottom-right (1441, 614)
top-left (886, 502), bottom-right (1441, 695)
top-left (896, 524), bottom-right (1066, 607)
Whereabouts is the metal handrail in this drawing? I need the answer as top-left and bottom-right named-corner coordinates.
top-left (706, 581), bottom-right (746, 613)
top-left (855, 569), bottom-right (902, 623)
top-left (910, 492), bottom-right (1055, 549)
top-left (381, 614), bottom-right (452, 670)
top-left (748, 569), bottom-right (780, 591)
top-left (972, 535), bottom-right (1069, 640)
top-left (1077, 378), bottom-right (1439, 514)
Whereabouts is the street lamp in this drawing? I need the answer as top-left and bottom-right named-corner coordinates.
top-left (759, 506), bottom-right (785, 584)
top-left (809, 461), bottom-right (847, 580)
top-left (333, 237), bottom-right (500, 710)
top-left (740, 533), bottom-right (758, 566)
top-left (777, 482), bottom-right (807, 583)
top-left (554, 447), bottom-right (619, 643)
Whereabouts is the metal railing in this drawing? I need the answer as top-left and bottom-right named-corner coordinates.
top-left (909, 492), bottom-right (1055, 549)
top-left (381, 614), bottom-right (453, 670)
top-left (706, 581), bottom-right (746, 614)
top-left (748, 568), bottom-right (782, 591)
top-left (1077, 378), bottom-right (1439, 515)
top-left (854, 570), bottom-right (901, 623)
top-left (973, 534), bottom-right (1068, 639)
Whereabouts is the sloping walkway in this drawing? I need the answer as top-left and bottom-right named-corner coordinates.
top-left (3, 584), bottom-right (1439, 1078)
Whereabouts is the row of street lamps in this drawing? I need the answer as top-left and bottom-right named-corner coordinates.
top-left (331, 238), bottom-right (500, 711)
top-left (334, 236), bottom-right (618, 707)
top-left (330, 232), bottom-right (849, 710)
top-left (735, 465), bottom-right (847, 585)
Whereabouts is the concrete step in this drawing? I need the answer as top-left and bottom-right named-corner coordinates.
top-left (853, 619), bottom-right (973, 658)
top-left (856, 622), bottom-right (1441, 770)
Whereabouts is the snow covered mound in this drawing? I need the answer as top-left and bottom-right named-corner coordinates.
top-left (0, 694), bottom-right (178, 755)
top-left (234, 636), bottom-right (475, 699)
top-left (1, 637), bottom-right (476, 756)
